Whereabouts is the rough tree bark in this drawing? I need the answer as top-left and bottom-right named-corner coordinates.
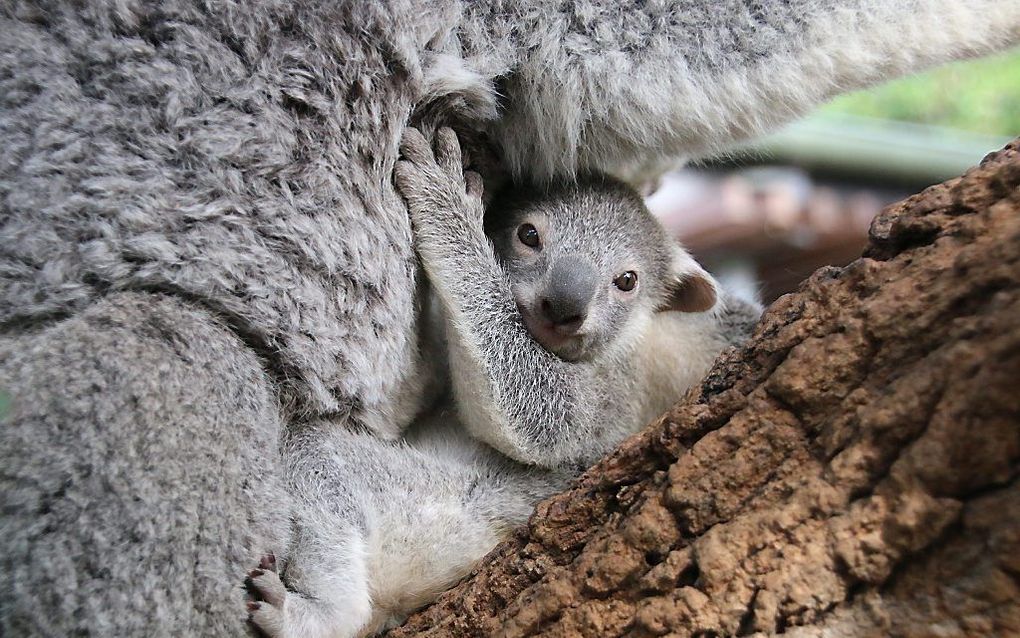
top-left (390, 140), bottom-right (1020, 638)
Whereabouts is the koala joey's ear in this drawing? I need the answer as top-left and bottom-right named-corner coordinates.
top-left (657, 246), bottom-right (719, 313)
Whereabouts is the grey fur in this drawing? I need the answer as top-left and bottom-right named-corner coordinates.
top-left (0, 293), bottom-right (292, 635)
top-left (243, 127), bottom-right (759, 637)
top-left (1, 1), bottom-right (1017, 634)
top-left (248, 413), bottom-right (573, 637)
top-left (399, 128), bottom-right (763, 469)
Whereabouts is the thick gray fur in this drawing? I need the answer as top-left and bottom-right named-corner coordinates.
top-left (1, 1), bottom-right (1017, 635)
top-left (244, 127), bottom-right (760, 637)
top-left (0, 293), bottom-right (292, 635)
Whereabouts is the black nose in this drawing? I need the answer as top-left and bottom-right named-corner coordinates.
top-left (540, 298), bottom-right (585, 333)
top-left (539, 256), bottom-right (597, 332)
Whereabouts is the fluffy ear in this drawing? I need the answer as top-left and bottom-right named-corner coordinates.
top-left (657, 246), bottom-right (718, 313)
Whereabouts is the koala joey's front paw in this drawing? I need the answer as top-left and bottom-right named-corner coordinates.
top-left (394, 127), bottom-right (484, 230)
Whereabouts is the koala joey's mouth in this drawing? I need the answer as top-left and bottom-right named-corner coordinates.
top-left (518, 304), bottom-right (587, 361)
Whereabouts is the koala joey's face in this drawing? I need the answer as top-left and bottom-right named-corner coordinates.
top-left (486, 176), bottom-right (718, 362)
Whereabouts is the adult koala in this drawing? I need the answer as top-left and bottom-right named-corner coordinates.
top-left (0, 1), bottom-right (1016, 635)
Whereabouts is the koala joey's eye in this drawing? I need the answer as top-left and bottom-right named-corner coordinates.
top-left (517, 223), bottom-right (541, 248)
top-left (614, 271), bottom-right (638, 292)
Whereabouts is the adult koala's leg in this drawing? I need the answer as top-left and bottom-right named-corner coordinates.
top-left (0, 292), bottom-right (292, 636)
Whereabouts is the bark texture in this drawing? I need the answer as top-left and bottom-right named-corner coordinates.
top-left (391, 141), bottom-right (1020, 638)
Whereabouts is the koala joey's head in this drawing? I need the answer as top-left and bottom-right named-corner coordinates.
top-left (485, 175), bottom-right (718, 362)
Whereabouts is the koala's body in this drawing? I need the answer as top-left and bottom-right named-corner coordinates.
top-left (2, 1), bottom-right (1018, 634)
top-left (252, 410), bottom-right (572, 638)
top-left (244, 129), bottom-right (761, 637)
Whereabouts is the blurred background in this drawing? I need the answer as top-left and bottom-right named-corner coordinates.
top-left (647, 48), bottom-right (1020, 304)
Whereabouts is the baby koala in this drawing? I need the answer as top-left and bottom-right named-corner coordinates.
top-left (244, 128), bottom-right (760, 638)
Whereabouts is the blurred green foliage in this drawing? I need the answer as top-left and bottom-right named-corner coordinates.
top-left (821, 48), bottom-right (1020, 136)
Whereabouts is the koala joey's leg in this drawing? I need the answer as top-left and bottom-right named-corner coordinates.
top-left (246, 529), bottom-right (372, 638)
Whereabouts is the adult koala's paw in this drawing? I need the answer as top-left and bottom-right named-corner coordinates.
top-left (394, 127), bottom-right (485, 232)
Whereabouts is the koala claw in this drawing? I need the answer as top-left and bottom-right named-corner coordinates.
top-left (248, 568), bottom-right (287, 608)
top-left (464, 170), bottom-right (483, 199)
top-left (249, 600), bottom-right (285, 638)
top-left (432, 126), bottom-right (463, 174)
top-left (397, 127), bottom-right (432, 164)
top-left (244, 555), bottom-right (288, 637)
top-left (259, 552), bottom-right (276, 570)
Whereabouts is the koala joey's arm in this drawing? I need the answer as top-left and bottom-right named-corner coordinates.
top-left (395, 128), bottom-right (614, 469)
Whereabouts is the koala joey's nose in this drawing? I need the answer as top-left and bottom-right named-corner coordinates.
top-left (540, 256), bottom-right (597, 333)
top-left (540, 297), bottom-right (585, 334)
